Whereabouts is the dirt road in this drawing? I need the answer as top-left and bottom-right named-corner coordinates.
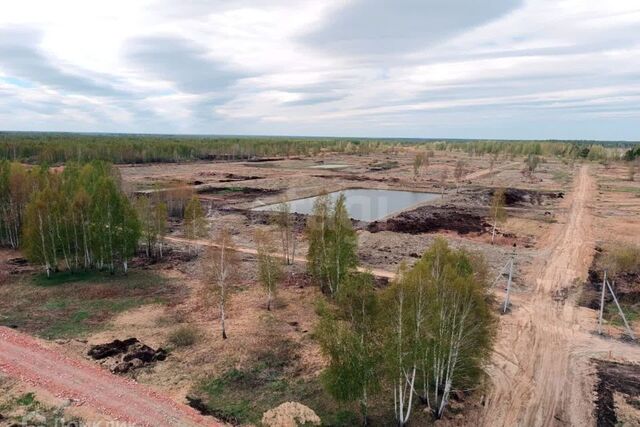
top-left (482, 165), bottom-right (640, 426)
top-left (0, 327), bottom-right (222, 427)
top-left (165, 235), bottom-right (396, 279)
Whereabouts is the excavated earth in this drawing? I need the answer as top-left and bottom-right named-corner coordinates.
top-left (368, 204), bottom-right (489, 235)
top-left (594, 360), bottom-right (640, 427)
top-left (88, 338), bottom-right (167, 374)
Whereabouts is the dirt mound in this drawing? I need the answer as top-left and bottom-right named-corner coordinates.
top-left (88, 338), bottom-right (167, 374)
top-left (311, 173), bottom-right (400, 183)
top-left (368, 205), bottom-right (488, 235)
top-left (239, 209), bottom-right (308, 233)
top-left (594, 360), bottom-right (640, 426)
top-left (479, 188), bottom-right (564, 206)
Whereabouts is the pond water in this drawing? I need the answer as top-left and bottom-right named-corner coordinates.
top-left (254, 188), bottom-right (439, 222)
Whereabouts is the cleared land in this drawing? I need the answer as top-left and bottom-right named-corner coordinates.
top-left (2, 148), bottom-right (640, 425)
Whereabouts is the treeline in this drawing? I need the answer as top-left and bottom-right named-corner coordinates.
top-left (0, 133), bottom-right (388, 164)
top-left (306, 195), bottom-right (495, 424)
top-left (420, 140), bottom-right (620, 160)
top-left (1, 161), bottom-right (141, 275)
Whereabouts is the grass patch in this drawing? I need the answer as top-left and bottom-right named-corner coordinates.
top-left (605, 303), bottom-right (640, 327)
top-left (552, 170), bottom-right (571, 184)
top-left (193, 339), bottom-right (370, 426)
top-left (0, 270), bottom-right (176, 339)
top-left (0, 391), bottom-right (82, 426)
top-left (168, 325), bottom-right (200, 347)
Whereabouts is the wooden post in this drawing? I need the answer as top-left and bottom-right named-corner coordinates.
top-left (598, 270), bottom-right (607, 335)
top-left (606, 279), bottom-right (635, 340)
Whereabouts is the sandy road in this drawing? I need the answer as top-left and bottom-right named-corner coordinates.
top-left (165, 235), bottom-right (397, 279)
top-left (482, 165), bottom-right (640, 426)
top-left (0, 327), bottom-right (222, 427)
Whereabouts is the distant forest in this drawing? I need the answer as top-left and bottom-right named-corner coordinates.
top-left (0, 131), bottom-right (637, 164)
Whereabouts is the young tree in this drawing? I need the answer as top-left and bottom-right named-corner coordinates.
top-left (490, 188), bottom-right (507, 244)
top-left (306, 193), bottom-right (358, 296)
top-left (256, 229), bottom-right (281, 311)
top-left (439, 169), bottom-right (449, 198)
top-left (453, 160), bottom-right (466, 193)
top-left (153, 201), bottom-right (168, 258)
top-left (275, 199), bottom-right (296, 265)
top-left (204, 228), bottom-right (238, 339)
top-left (184, 196), bottom-right (207, 250)
top-left (317, 272), bottom-right (380, 425)
top-left (524, 154), bottom-right (540, 180)
top-left (413, 153), bottom-right (424, 179)
top-left (628, 161), bottom-right (637, 182)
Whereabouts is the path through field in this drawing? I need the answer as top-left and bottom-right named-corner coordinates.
top-left (482, 165), bottom-right (640, 426)
top-left (0, 327), bottom-right (222, 427)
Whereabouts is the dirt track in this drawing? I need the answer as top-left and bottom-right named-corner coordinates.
top-left (0, 327), bottom-right (222, 426)
top-left (165, 235), bottom-right (396, 279)
top-left (482, 165), bottom-right (640, 426)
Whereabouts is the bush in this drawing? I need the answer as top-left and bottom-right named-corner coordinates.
top-left (168, 325), bottom-right (199, 347)
top-left (604, 245), bottom-right (640, 275)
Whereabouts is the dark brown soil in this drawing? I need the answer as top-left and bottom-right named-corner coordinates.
top-left (470, 188), bottom-right (564, 206)
top-left (367, 205), bottom-right (489, 235)
top-left (593, 359), bottom-right (640, 426)
top-left (88, 338), bottom-right (167, 374)
top-left (311, 173), bottom-right (400, 183)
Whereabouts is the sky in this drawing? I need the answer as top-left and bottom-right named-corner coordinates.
top-left (0, 0), bottom-right (639, 140)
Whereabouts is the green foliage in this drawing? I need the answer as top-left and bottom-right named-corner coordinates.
top-left (184, 196), bottom-right (207, 240)
top-left (316, 272), bottom-right (380, 422)
top-left (256, 230), bottom-right (282, 311)
top-left (19, 161), bottom-right (140, 275)
top-left (377, 239), bottom-right (496, 421)
top-left (306, 193), bottom-right (358, 296)
top-left (0, 132), bottom-right (387, 164)
top-left (624, 145), bottom-right (640, 161)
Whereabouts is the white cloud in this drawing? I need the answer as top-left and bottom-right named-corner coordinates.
top-left (0, 0), bottom-right (638, 139)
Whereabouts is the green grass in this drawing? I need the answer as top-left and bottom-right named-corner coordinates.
top-left (0, 391), bottom-right (82, 426)
top-left (193, 339), bottom-right (370, 426)
top-left (605, 303), bottom-right (640, 327)
top-left (0, 270), bottom-right (174, 339)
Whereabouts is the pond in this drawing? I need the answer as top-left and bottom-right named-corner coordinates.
top-left (254, 188), bottom-right (439, 221)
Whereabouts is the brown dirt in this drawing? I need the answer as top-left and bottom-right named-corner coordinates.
top-left (0, 327), bottom-right (223, 426)
top-left (481, 165), bottom-right (640, 426)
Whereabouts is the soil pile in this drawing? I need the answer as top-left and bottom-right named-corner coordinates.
top-left (481, 188), bottom-right (564, 206)
top-left (368, 205), bottom-right (488, 235)
top-left (88, 338), bottom-right (167, 374)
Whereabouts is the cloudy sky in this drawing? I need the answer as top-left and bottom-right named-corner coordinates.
top-left (0, 0), bottom-right (639, 140)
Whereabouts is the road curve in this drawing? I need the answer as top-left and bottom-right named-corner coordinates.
top-left (0, 327), bottom-right (223, 427)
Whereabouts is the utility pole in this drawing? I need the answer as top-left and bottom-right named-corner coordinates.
top-left (598, 270), bottom-right (607, 335)
top-left (606, 278), bottom-right (635, 340)
top-left (503, 245), bottom-right (516, 314)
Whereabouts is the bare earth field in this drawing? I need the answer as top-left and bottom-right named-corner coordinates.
top-left (2, 149), bottom-right (640, 426)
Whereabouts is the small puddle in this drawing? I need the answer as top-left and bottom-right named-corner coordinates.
top-left (254, 188), bottom-right (439, 221)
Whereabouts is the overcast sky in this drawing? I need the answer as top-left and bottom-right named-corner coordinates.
top-left (0, 0), bottom-right (639, 140)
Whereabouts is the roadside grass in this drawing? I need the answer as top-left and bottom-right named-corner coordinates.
top-left (0, 390), bottom-right (82, 426)
top-left (193, 339), bottom-right (364, 426)
top-left (0, 270), bottom-right (175, 340)
top-left (605, 302), bottom-right (640, 328)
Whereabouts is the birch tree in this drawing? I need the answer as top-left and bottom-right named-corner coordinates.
top-left (275, 199), bottom-right (296, 265)
top-left (256, 229), bottom-right (281, 311)
top-left (204, 228), bottom-right (238, 339)
top-left (184, 196), bottom-right (207, 251)
top-left (306, 193), bottom-right (357, 296)
top-left (317, 272), bottom-right (380, 425)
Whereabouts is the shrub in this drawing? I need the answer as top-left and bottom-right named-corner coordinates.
top-left (168, 325), bottom-right (199, 347)
top-left (604, 245), bottom-right (640, 275)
